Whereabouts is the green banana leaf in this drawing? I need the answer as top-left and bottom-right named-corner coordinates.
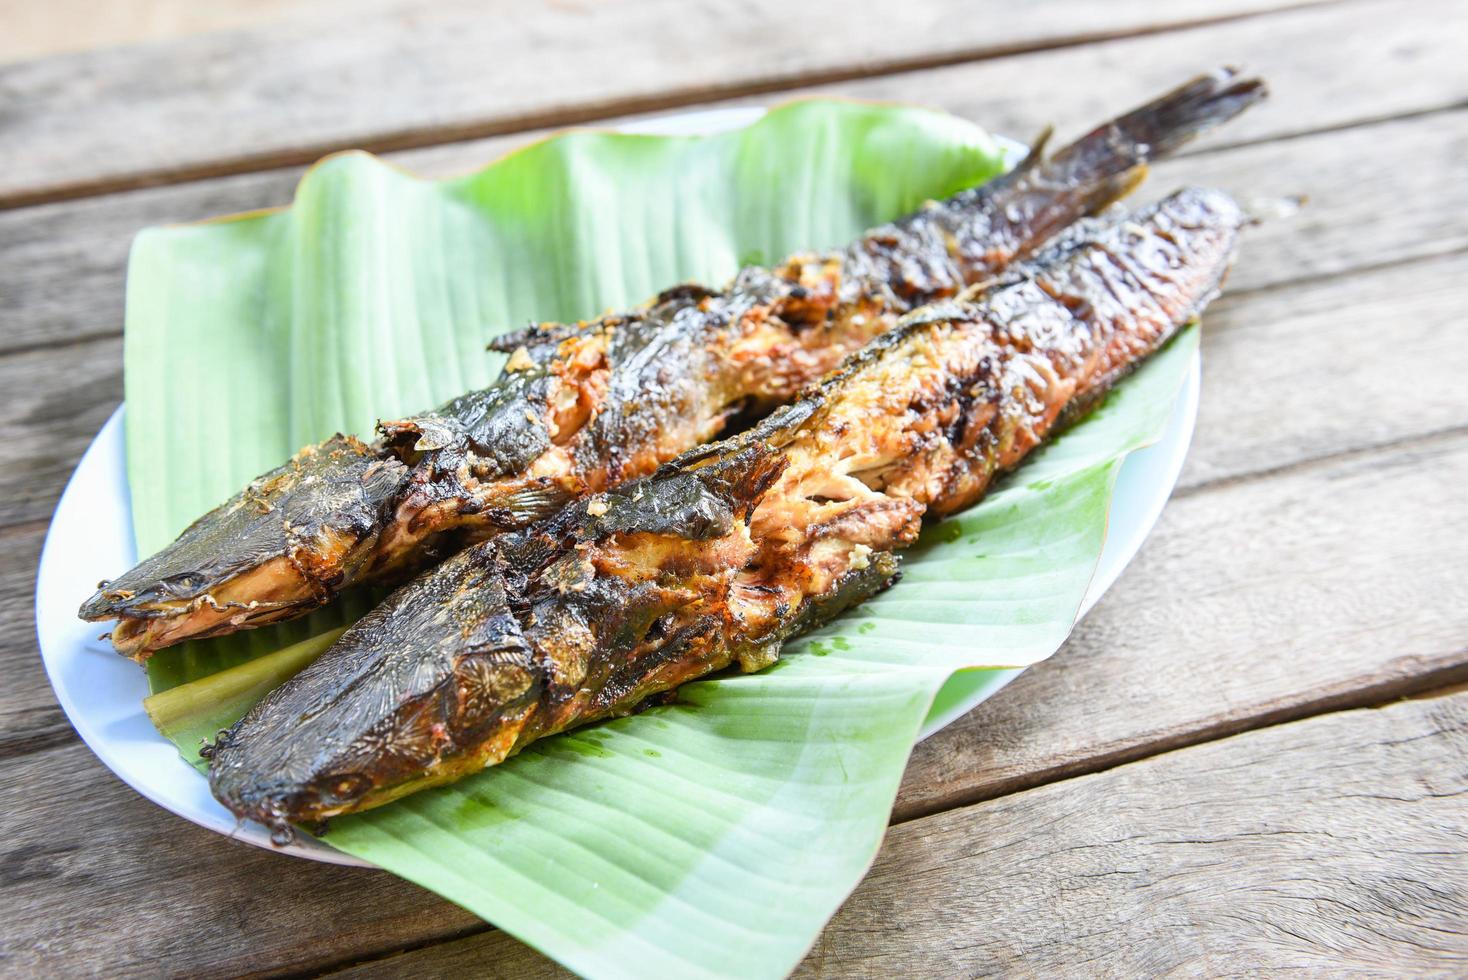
top-left (123, 101), bottom-right (1196, 978)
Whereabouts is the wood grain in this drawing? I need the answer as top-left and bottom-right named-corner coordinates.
top-left (0, 0), bottom-right (355, 65)
top-left (344, 688), bottom-right (1468, 977)
top-left (5, 0), bottom-right (1463, 358)
top-left (798, 0), bottom-right (1468, 152)
top-left (0, 741), bottom-right (482, 978)
top-left (1178, 245), bottom-right (1468, 492)
top-left (0, 527), bottom-right (75, 762)
top-left (0, 337), bottom-right (122, 531)
top-left (5, 243), bottom-right (1465, 743)
top-left (822, 692), bottom-right (1468, 975)
top-left (0, 0), bottom-right (1328, 207)
top-left (3, 431), bottom-right (1463, 975)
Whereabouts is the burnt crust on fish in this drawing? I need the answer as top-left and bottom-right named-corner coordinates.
top-left (208, 187), bottom-right (1246, 840)
top-left (83, 69), bottom-right (1266, 660)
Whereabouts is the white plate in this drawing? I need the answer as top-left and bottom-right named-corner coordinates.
top-left (33, 108), bottom-right (1199, 867)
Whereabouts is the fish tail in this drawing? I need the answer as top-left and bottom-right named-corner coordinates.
top-left (1045, 66), bottom-right (1267, 182)
top-left (1039, 67), bottom-right (1268, 190)
top-left (976, 67), bottom-right (1265, 257)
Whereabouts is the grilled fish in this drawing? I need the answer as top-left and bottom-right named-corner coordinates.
top-left (208, 187), bottom-right (1246, 841)
top-left (80, 70), bottom-right (1265, 661)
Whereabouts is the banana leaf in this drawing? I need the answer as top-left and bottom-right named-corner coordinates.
top-left (123, 101), bottom-right (1195, 977)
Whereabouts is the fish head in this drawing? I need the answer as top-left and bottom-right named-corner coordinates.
top-left (207, 542), bottom-right (541, 838)
top-left (78, 435), bottom-right (408, 660)
top-left (206, 759), bottom-right (377, 847)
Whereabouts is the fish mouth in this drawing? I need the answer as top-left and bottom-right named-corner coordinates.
top-left (210, 778), bottom-right (310, 845)
top-left (79, 555), bottom-right (331, 660)
top-left (79, 565), bottom-right (251, 622)
top-left (211, 771), bottom-right (377, 845)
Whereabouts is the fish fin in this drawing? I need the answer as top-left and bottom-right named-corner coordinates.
top-left (693, 445), bottom-right (789, 521)
top-left (495, 483), bottom-right (576, 527)
top-left (1049, 66), bottom-right (1267, 178)
top-left (1012, 125), bottom-right (1054, 173)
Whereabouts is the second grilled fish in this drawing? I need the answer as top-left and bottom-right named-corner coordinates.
top-left (208, 187), bottom-right (1246, 841)
top-left (80, 70), bottom-right (1265, 660)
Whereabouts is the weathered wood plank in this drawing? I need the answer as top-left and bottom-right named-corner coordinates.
top-left (4, 429), bottom-right (1464, 976)
top-left (2, 109), bottom-right (1464, 542)
top-left (0, 337), bottom-right (121, 531)
top-left (334, 689), bottom-right (1468, 977)
top-left (0, 0), bottom-right (352, 66)
top-left (895, 420), bottom-right (1468, 821)
top-left (5, 0), bottom-right (1463, 356)
top-left (1145, 117), bottom-right (1468, 294)
top-left (0, 527), bottom-right (74, 761)
top-left (0, 740), bottom-right (482, 978)
top-left (0, 0), bottom-right (1327, 207)
top-left (1178, 245), bottom-right (1468, 490)
top-left (779, 0), bottom-right (1468, 165)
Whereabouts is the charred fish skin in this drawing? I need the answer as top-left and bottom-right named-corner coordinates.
top-left (361, 64), bottom-right (1266, 561)
top-left (83, 70), bottom-right (1266, 659)
top-left (208, 188), bottom-right (1245, 838)
top-left (80, 436), bottom-right (409, 659)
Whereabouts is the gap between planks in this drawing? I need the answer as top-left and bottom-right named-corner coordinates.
top-left (0, 0), bottom-right (1342, 211)
top-left (892, 649), bottom-right (1468, 824)
top-left (1172, 419), bottom-right (1468, 503)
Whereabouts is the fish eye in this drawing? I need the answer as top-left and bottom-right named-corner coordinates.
top-left (316, 772), bottom-right (372, 803)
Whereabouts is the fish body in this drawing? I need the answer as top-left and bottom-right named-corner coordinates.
top-left (209, 187), bottom-right (1246, 840)
top-left (82, 70), bottom-right (1265, 660)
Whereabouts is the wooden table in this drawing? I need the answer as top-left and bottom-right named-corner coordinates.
top-left (4, 1), bottom-right (1466, 975)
